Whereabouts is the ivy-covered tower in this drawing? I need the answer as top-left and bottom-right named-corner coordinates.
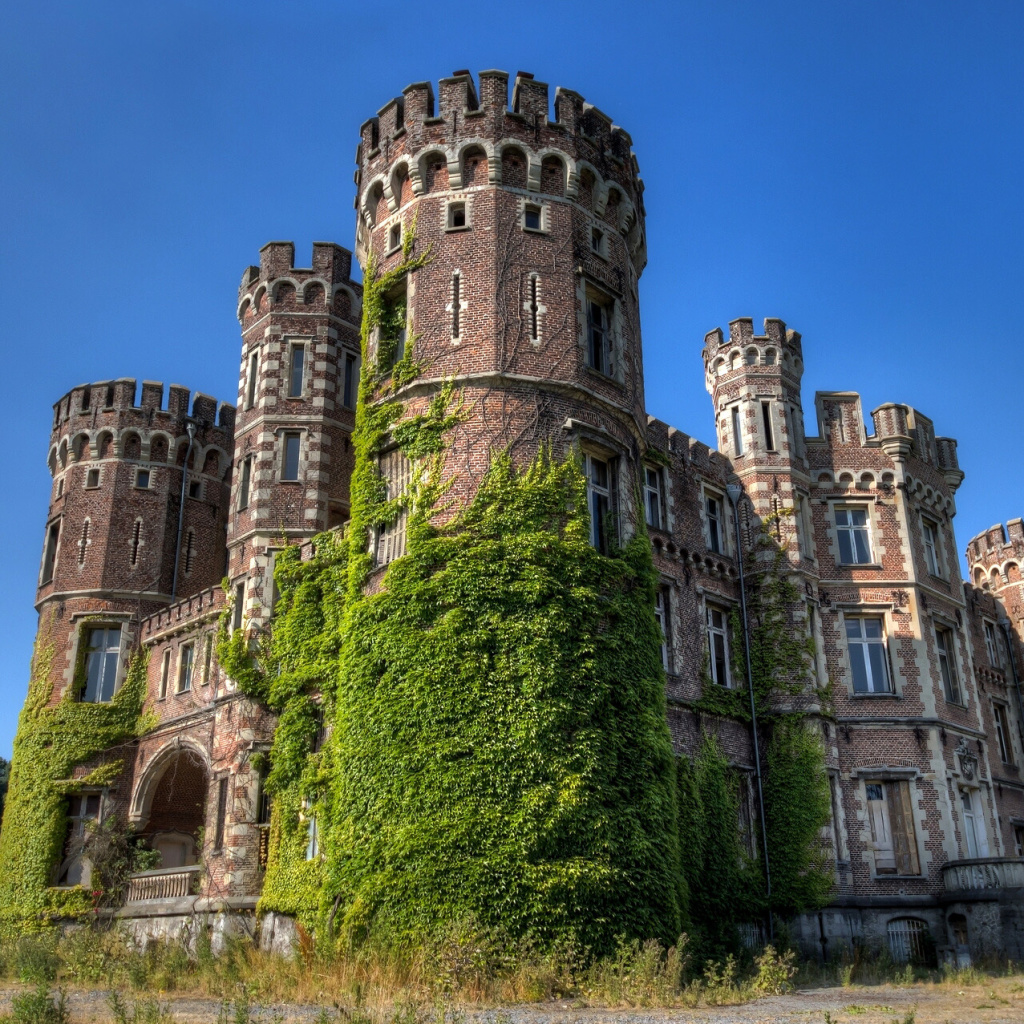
top-left (355, 70), bottom-right (650, 524)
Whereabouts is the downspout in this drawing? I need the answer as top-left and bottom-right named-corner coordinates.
top-left (727, 482), bottom-right (774, 944)
top-left (171, 422), bottom-right (196, 602)
top-left (999, 618), bottom-right (1024, 764)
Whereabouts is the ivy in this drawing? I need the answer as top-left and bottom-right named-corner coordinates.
top-left (0, 626), bottom-right (153, 931)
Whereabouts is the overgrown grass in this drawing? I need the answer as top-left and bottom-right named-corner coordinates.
top-left (0, 927), bottom-right (800, 1010)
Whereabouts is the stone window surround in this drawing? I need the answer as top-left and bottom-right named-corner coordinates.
top-left (699, 482), bottom-right (731, 558)
top-left (835, 602), bottom-right (899, 698)
top-left (700, 590), bottom-right (736, 689)
top-left (62, 613), bottom-right (131, 702)
top-left (929, 612), bottom-right (968, 708)
top-left (823, 496), bottom-right (884, 570)
top-left (283, 336), bottom-right (312, 401)
top-left (919, 510), bottom-right (946, 580)
top-left (851, 770), bottom-right (926, 879)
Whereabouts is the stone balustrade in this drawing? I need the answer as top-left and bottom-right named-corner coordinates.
top-left (126, 864), bottom-right (201, 902)
top-left (942, 857), bottom-right (1024, 892)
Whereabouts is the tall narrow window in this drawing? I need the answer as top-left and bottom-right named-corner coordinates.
top-left (41, 521), bottom-right (60, 583)
top-left (866, 781), bottom-right (920, 874)
top-left (379, 285), bottom-right (407, 367)
top-left (591, 227), bottom-right (604, 253)
top-left (282, 433), bottom-right (301, 481)
top-left (705, 494), bottom-right (723, 554)
top-left (761, 401), bottom-right (775, 451)
top-left (731, 405), bottom-right (744, 455)
top-left (78, 519), bottom-right (89, 566)
top-left (960, 788), bottom-right (988, 858)
top-left (706, 605), bottom-right (731, 687)
top-left (105, 384), bottom-right (115, 408)
top-left (232, 582), bottom-right (245, 632)
top-left (922, 519), bottom-right (940, 576)
top-left (246, 351), bottom-right (259, 409)
top-left (238, 456), bottom-right (252, 510)
top-left (343, 352), bottom-right (357, 409)
top-left (586, 295), bottom-right (612, 375)
top-left (202, 636), bottom-right (213, 685)
top-left (80, 388), bottom-right (90, 412)
top-left (993, 703), bottom-right (1013, 764)
top-left (451, 272), bottom-right (461, 339)
top-left (585, 454), bottom-right (617, 554)
top-left (936, 626), bottom-right (961, 704)
top-left (304, 801), bottom-right (319, 860)
top-left (177, 643), bottom-right (194, 693)
top-left (184, 529), bottom-right (195, 574)
top-left (388, 223), bottom-right (401, 251)
top-left (213, 777), bottom-right (229, 851)
top-left (130, 519), bottom-right (142, 567)
top-left (288, 344), bottom-right (305, 398)
top-left (644, 466), bottom-right (663, 530)
top-left (82, 626), bottom-right (121, 703)
top-left (984, 621), bottom-right (1003, 668)
top-left (846, 616), bottom-right (892, 693)
top-left (159, 649), bottom-right (170, 699)
top-left (374, 450), bottom-right (411, 566)
top-left (835, 507), bottom-right (872, 564)
top-left (654, 587), bottom-right (671, 671)
top-left (528, 275), bottom-right (540, 341)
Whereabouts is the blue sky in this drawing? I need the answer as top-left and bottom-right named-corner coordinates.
top-left (2, 0), bottom-right (1023, 758)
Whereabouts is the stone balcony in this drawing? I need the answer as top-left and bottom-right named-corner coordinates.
top-left (125, 864), bottom-right (201, 902)
top-left (941, 857), bottom-right (1024, 894)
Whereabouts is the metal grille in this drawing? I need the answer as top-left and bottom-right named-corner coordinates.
top-left (887, 917), bottom-right (929, 964)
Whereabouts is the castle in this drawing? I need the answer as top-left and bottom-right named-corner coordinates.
top-left (3, 69), bottom-right (1024, 962)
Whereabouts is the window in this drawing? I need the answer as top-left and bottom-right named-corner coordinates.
top-left (984, 621), bottom-right (1003, 668)
top-left (288, 344), bottom-right (305, 398)
top-left (654, 587), bottom-right (670, 671)
top-left (993, 703), bottom-right (1013, 764)
top-left (887, 918), bottom-right (930, 965)
top-left (706, 605), bottom-right (731, 687)
top-left (761, 401), bottom-right (775, 451)
top-left (78, 519), bottom-right (89, 566)
top-left (159, 649), bottom-right (170, 699)
top-left (585, 292), bottom-right (614, 375)
top-left (177, 643), bottom-right (194, 693)
top-left (795, 494), bottom-right (811, 557)
top-left (378, 283), bottom-right (407, 367)
top-left (835, 507), bottom-right (872, 564)
top-left (188, 479), bottom-right (201, 499)
top-left (450, 272), bottom-right (462, 339)
top-left (705, 493), bottom-right (723, 554)
top-left (730, 405), bottom-right (744, 456)
top-left (936, 626), bottom-right (962, 704)
top-left (232, 582), bottom-right (245, 632)
top-left (921, 518), bottom-right (940, 576)
top-left (528, 275), bottom-right (541, 342)
top-left (57, 793), bottom-right (102, 885)
top-left (104, 384), bottom-right (114, 408)
top-left (304, 802), bottom-right (319, 860)
top-left (585, 454), bottom-right (617, 554)
top-left (213, 777), bottom-right (229, 851)
top-left (80, 388), bottom-right (90, 412)
top-left (866, 781), bottom-right (920, 874)
top-left (246, 351), bottom-right (259, 409)
top-left (82, 626), bottom-right (121, 703)
top-left (202, 636), bottom-right (213, 685)
top-left (737, 775), bottom-right (755, 858)
top-left (343, 352), bottom-right (358, 409)
top-left (845, 616), bottom-right (892, 693)
top-left (86, 468), bottom-right (100, 488)
top-left (960, 788), bottom-right (988, 858)
top-left (135, 468), bottom-right (150, 489)
top-left (591, 227), bottom-right (604, 254)
top-left (238, 457), bottom-right (252, 510)
top-left (374, 450), bottom-right (411, 566)
top-left (282, 433), bottom-right (301, 481)
top-left (388, 223), bottom-right (401, 252)
top-left (1014, 823), bottom-right (1024, 858)
top-left (41, 521), bottom-right (60, 583)
top-left (523, 203), bottom-right (542, 231)
top-left (644, 466), bottom-right (663, 530)
top-left (447, 201), bottom-right (466, 229)
top-left (56, 477), bottom-right (64, 499)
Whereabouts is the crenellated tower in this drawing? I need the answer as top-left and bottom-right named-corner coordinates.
top-left (228, 241), bottom-right (362, 628)
top-left (355, 69), bottom-right (650, 522)
top-left (37, 379), bottom-right (234, 704)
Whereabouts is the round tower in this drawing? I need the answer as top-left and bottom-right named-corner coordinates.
top-left (354, 70), bottom-right (649, 518)
top-left (36, 379), bottom-right (234, 704)
top-left (967, 519), bottom-right (1024, 626)
top-left (229, 242), bottom-right (363, 628)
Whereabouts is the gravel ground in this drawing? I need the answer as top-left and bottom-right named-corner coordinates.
top-left (1, 979), bottom-right (1021, 1024)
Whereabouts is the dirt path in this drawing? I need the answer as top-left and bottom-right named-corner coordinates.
top-left (1, 978), bottom-right (1022, 1024)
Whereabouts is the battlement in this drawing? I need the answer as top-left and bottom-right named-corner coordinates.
top-left (237, 241), bottom-right (361, 324)
top-left (702, 318), bottom-right (804, 391)
top-left (50, 379), bottom-right (235, 444)
top-left (356, 69), bottom-right (643, 219)
top-left (967, 519), bottom-right (1024, 566)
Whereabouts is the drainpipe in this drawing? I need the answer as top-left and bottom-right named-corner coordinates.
top-left (727, 482), bottom-right (774, 944)
top-left (171, 422), bottom-right (196, 602)
top-left (999, 618), bottom-right (1024, 766)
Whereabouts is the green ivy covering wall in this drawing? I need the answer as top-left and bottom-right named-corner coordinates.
top-left (219, 235), bottom-right (683, 952)
top-left (0, 627), bottom-right (152, 931)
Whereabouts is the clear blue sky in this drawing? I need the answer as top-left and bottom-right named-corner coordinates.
top-left (2, 1), bottom-right (1023, 758)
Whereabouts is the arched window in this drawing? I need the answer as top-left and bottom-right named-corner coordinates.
top-left (886, 917), bottom-right (930, 964)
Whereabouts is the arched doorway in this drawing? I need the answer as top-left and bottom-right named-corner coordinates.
top-left (132, 743), bottom-right (209, 868)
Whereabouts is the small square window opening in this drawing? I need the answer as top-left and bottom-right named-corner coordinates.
top-left (135, 468), bottom-right (150, 489)
top-left (447, 202), bottom-right (467, 229)
top-left (86, 468), bottom-right (100, 488)
top-left (523, 204), bottom-right (542, 231)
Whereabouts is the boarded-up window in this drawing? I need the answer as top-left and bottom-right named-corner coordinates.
top-left (374, 450), bottom-right (411, 566)
top-left (866, 780), bottom-right (920, 875)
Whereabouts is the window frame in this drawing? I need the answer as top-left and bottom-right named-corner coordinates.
top-left (134, 467), bottom-right (150, 489)
top-left (374, 449), bottom-right (411, 567)
top-left (246, 350), bottom-right (259, 410)
top-left (584, 285), bottom-right (615, 377)
top-left (730, 404), bottom-right (744, 456)
top-left (281, 431), bottom-right (302, 482)
top-left (286, 341), bottom-right (306, 399)
top-left (704, 489), bottom-right (725, 555)
top-left (522, 201), bottom-right (546, 233)
top-left (835, 505), bottom-right (873, 565)
top-left (935, 624), bottom-right (963, 705)
top-left (342, 351), bottom-right (359, 409)
top-left (386, 222), bottom-right (402, 254)
top-left (706, 602), bottom-right (732, 688)
top-left (959, 786), bottom-right (989, 859)
top-left (85, 468), bottom-right (100, 489)
top-left (983, 620), bottom-right (1003, 669)
top-left (176, 642), bottom-right (195, 694)
top-left (865, 778), bottom-right (921, 876)
top-left (654, 585), bottom-right (671, 671)
top-left (237, 455), bottom-right (253, 510)
top-left (643, 465), bottom-right (664, 531)
top-left (584, 452), bottom-right (618, 554)
top-left (993, 702), bottom-right (1014, 765)
top-left (843, 613), bottom-right (894, 695)
top-left (445, 200), bottom-right (469, 231)
top-left (81, 624), bottom-right (122, 703)
top-left (41, 519), bottom-right (61, 584)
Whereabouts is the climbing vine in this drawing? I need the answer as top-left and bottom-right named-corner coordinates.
top-left (0, 624), bottom-right (153, 932)
top-left (218, 227), bottom-right (682, 953)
